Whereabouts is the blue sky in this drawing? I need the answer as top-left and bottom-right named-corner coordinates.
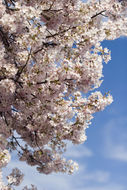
top-left (3, 37), bottom-right (127, 190)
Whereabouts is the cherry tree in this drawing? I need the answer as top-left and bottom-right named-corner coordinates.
top-left (0, 0), bottom-right (127, 189)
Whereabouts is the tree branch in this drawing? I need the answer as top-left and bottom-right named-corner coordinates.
top-left (0, 26), bottom-right (10, 50)
top-left (91, 10), bottom-right (106, 19)
top-left (15, 48), bottom-right (32, 82)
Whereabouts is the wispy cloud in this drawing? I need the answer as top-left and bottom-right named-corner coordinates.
top-left (64, 142), bottom-right (93, 159)
top-left (4, 157), bottom-right (113, 190)
top-left (76, 183), bottom-right (126, 190)
top-left (102, 116), bottom-right (127, 162)
top-left (83, 170), bottom-right (110, 183)
top-left (106, 144), bottom-right (127, 162)
top-left (14, 165), bottom-right (124, 190)
top-left (3, 116), bottom-right (127, 190)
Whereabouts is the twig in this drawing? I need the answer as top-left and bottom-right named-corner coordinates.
top-left (0, 26), bottom-right (10, 49)
top-left (91, 10), bottom-right (106, 19)
top-left (15, 48), bottom-right (32, 81)
top-left (46, 26), bottom-right (76, 38)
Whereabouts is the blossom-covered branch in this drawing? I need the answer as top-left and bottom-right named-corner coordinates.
top-left (0, 0), bottom-right (127, 189)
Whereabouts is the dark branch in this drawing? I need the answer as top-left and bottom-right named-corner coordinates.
top-left (46, 26), bottom-right (76, 38)
top-left (33, 41), bottom-right (58, 54)
top-left (15, 48), bottom-right (32, 81)
top-left (91, 10), bottom-right (106, 19)
top-left (0, 26), bottom-right (10, 49)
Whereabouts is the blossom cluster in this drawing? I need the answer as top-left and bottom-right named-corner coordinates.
top-left (0, 0), bottom-right (127, 189)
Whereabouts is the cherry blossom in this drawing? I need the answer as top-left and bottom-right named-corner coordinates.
top-left (0, 0), bottom-right (127, 189)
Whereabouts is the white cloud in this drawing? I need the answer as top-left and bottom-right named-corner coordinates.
top-left (3, 116), bottom-right (127, 190)
top-left (83, 170), bottom-right (110, 183)
top-left (3, 157), bottom-right (112, 190)
top-left (3, 151), bottom-right (126, 190)
top-left (64, 142), bottom-right (93, 159)
top-left (76, 183), bottom-right (126, 190)
top-left (107, 144), bottom-right (127, 162)
top-left (103, 116), bottom-right (127, 162)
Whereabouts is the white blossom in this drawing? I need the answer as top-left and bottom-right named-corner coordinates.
top-left (0, 0), bottom-right (126, 188)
